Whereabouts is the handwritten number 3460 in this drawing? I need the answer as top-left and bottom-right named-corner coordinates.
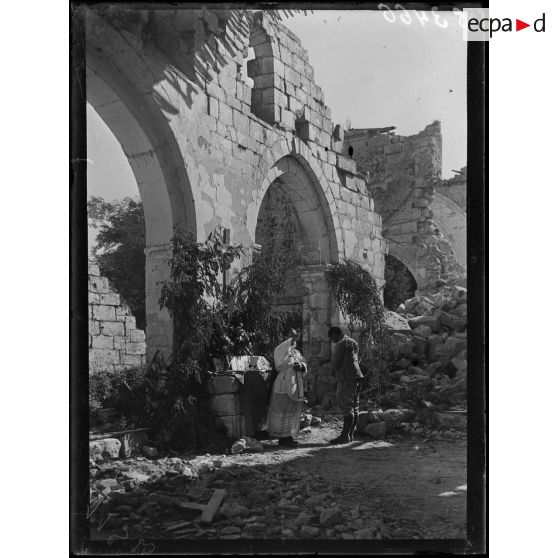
top-left (378, 4), bottom-right (451, 28)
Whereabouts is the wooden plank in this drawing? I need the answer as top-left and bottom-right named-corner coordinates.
top-left (165, 520), bottom-right (195, 532)
top-left (176, 501), bottom-right (206, 512)
top-left (200, 489), bottom-right (226, 524)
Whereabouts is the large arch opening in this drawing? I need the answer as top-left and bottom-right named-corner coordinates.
top-left (87, 103), bottom-right (147, 331)
top-left (254, 155), bottom-right (339, 401)
top-left (86, 48), bottom-right (196, 359)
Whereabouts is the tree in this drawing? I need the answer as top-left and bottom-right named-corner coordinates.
top-left (326, 259), bottom-right (390, 406)
top-left (88, 196), bottom-right (146, 330)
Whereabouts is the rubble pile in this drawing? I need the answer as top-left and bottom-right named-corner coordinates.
top-left (387, 285), bottom-right (467, 404)
top-left (89, 454), bottom-right (392, 539)
top-left (356, 285), bottom-right (468, 438)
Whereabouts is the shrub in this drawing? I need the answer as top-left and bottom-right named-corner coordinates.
top-left (89, 367), bottom-right (149, 429)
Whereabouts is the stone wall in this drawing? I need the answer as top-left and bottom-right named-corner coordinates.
top-left (431, 193), bottom-right (466, 269)
top-left (85, 7), bottom-right (386, 390)
top-left (437, 166), bottom-right (467, 211)
top-left (89, 261), bottom-right (147, 374)
top-left (344, 122), bottom-right (464, 292)
top-left (431, 166), bottom-right (466, 268)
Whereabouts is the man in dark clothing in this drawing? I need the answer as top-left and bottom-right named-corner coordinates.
top-left (328, 326), bottom-right (364, 444)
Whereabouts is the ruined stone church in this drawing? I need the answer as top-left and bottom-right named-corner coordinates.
top-left (85, 7), bottom-right (465, 397)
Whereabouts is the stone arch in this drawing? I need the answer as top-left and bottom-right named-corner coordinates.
top-left (385, 243), bottom-right (421, 288)
top-left (250, 138), bottom-right (344, 261)
top-left (431, 192), bottom-right (466, 268)
top-left (86, 32), bottom-right (197, 359)
top-left (249, 149), bottom-right (342, 398)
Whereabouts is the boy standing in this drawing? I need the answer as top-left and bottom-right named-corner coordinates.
top-left (328, 327), bottom-right (364, 444)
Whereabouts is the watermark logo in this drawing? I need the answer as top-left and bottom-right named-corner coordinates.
top-left (464, 9), bottom-right (546, 40)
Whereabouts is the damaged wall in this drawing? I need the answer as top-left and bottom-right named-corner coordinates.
top-left (437, 166), bottom-right (467, 211)
top-left (89, 261), bottom-right (147, 374)
top-left (85, 8), bottom-right (386, 398)
top-left (344, 122), bottom-right (464, 292)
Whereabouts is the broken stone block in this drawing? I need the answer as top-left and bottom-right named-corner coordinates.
top-left (368, 410), bottom-right (384, 423)
top-left (364, 422), bottom-right (387, 439)
top-left (408, 315), bottom-right (441, 332)
top-left (356, 411), bottom-right (371, 433)
top-left (453, 303), bottom-right (468, 318)
top-left (424, 362), bottom-right (443, 376)
top-left (90, 438), bottom-right (121, 461)
top-left (383, 310), bottom-right (411, 332)
top-left (300, 525), bottom-right (320, 538)
top-left (444, 336), bottom-right (467, 357)
top-left (451, 357), bottom-right (467, 371)
top-left (438, 311), bottom-right (467, 332)
top-left (320, 507), bottom-right (344, 527)
top-left (412, 335), bottom-right (428, 354)
top-left (452, 285), bottom-right (467, 301)
top-left (414, 325), bottom-right (432, 338)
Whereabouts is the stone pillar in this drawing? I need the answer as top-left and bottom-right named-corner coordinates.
top-left (298, 265), bottom-right (338, 406)
top-left (145, 244), bottom-right (173, 362)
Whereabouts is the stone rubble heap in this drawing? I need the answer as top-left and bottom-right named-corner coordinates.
top-left (355, 285), bottom-right (468, 439)
top-left (89, 453), bottom-right (391, 540)
top-left (388, 285), bottom-right (467, 403)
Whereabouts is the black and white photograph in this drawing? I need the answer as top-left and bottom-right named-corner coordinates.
top-left (70, 2), bottom-right (486, 554)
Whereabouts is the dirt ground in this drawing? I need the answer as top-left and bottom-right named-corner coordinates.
top-left (89, 418), bottom-right (466, 542)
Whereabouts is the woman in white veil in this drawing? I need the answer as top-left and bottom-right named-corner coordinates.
top-left (267, 329), bottom-right (307, 447)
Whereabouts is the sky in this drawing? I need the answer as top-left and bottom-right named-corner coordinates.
top-left (87, 9), bottom-right (467, 206)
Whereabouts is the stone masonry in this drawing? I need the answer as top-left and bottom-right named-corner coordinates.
top-left (85, 7), bottom-right (386, 397)
top-left (438, 166), bottom-right (467, 211)
top-left (89, 260), bottom-right (146, 374)
top-left (344, 123), bottom-right (464, 291)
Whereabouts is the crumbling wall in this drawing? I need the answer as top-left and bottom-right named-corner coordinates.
top-left (85, 8), bottom-right (387, 402)
top-left (437, 166), bottom-right (467, 211)
top-left (89, 261), bottom-right (146, 373)
top-left (345, 122), bottom-right (464, 292)
top-left (431, 193), bottom-right (466, 269)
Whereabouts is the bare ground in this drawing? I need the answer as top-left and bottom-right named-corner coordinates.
top-left (90, 418), bottom-right (466, 541)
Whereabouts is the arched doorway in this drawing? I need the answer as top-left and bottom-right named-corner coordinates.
top-left (254, 155), bottom-right (340, 401)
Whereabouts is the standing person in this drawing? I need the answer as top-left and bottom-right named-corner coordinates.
top-left (328, 326), bottom-right (364, 444)
top-left (267, 330), bottom-right (307, 448)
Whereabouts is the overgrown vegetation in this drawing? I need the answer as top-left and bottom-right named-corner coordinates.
top-left (88, 196), bottom-right (146, 329)
top-left (89, 367), bottom-right (149, 431)
top-left (326, 259), bottom-right (392, 405)
top-left (150, 214), bottom-right (302, 451)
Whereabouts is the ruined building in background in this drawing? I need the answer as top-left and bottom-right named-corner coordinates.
top-left (85, 7), bottom-right (465, 402)
top-left (344, 125), bottom-right (466, 295)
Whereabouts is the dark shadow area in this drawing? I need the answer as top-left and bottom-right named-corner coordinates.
top-left (383, 254), bottom-right (417, 310)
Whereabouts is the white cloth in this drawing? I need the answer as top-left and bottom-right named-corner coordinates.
top-left (272, 338), bottom-right (307, 401)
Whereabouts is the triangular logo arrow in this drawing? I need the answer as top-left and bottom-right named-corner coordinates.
top-left (516, 19), bottom-right (530, 31)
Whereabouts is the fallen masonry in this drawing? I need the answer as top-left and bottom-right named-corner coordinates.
top-left (89, 420), bottom-right (466, 540)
